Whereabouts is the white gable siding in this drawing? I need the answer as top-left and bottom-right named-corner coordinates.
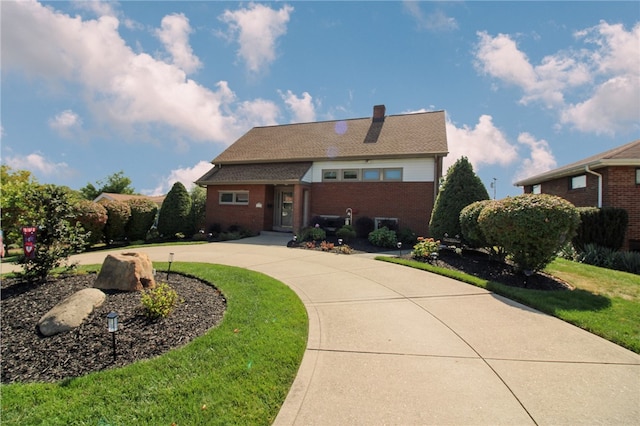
top-left (310, 158), bottom-right (435, 183)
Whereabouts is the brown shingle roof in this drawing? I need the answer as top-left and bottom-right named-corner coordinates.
top-left (515, 139), bottom-right (640, 186)
top-left (211, 110), bottom-right (448, 164)
top-left (196, 162), bottom-right (312, 185)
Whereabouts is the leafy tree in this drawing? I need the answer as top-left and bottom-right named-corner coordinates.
top-left (0, 165), bottom-right (40, 246)
top-left (80, 171), bottom-right (135, 200)
top-left (126, 198), bottom-right (158, 241)
top-left (478, 194), bottom-right (580, 272)
top-left (157, 182), bottom-right (192, 238)
top-left (17, 184), bottom-right (89, 283)
top-left (190, 186), bottom-right (207, 234)
top-left (73, 200), bottom-right (108, 246)
top-left (429, 157), bottom-right (489, 240)
top-left (100, 200), bottom-right (131, 243)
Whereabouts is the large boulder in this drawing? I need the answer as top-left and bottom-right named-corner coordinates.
top-left (38, 288), bottom-right (106, 336)
top-left (94, 252), bottom-right (156, 292)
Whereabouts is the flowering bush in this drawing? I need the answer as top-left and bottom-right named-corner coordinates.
top-left (411, 237), bottom-right (440, 260)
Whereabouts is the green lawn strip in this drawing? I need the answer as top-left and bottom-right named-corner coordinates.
top-left (377, 257), bottom-right (640, 354)
top-left (1, 262), bottom-right (308, 426)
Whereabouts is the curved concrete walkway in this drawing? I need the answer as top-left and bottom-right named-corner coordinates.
top-left (3, 233), bottom-right (639, 425)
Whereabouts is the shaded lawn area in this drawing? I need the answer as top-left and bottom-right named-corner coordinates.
top-left (1, 262), bottom-right (308, 426)
top-left (378, 256), bottom-right (640, 354)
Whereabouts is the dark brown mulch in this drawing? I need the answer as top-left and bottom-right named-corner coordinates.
top-left (1, 272), bottom-right (226, 384)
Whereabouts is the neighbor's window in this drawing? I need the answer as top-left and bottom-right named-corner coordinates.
top-left (383, 168), bottom-right (402, 181)
top-left (636, 168), bottom-right (640, 185)
top-left (570, 175), bottom-right (587, 189)
top-left (342, 169), bottom-right (359, 180)
top-left (532, 184), bottom-right (541, 194)
top-left (362, 169), bottom-right (381, 181)
top-left (322, 170), bottom-right (338, 181)
top-left (219, 191), bottom-right (249, 205)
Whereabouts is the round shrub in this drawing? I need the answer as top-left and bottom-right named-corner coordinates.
top-left (459, 200), bottom-right (495, 248)
top-left (300, 226), bottom-right (326, 242)
top-left (73, 200), bottom-right (107, 246)
top-left (100, 200), bottom-right (131, 243)
top-left (126, 198), bottom-right (158, 241)
top-left (336, 224), bottom-right (356, 242)
top-left (368, 226), bottom-right (397, 248)
top-left (478, 194), bottom-right (580, 272)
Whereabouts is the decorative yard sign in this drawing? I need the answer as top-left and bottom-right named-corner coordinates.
top-left (21, 226), bottom-right (37, 260)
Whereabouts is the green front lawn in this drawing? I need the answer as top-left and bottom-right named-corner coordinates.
top-left (378, 256), bottom-right (640, 354)
top-left (1, 262), bottom-right (308, 425)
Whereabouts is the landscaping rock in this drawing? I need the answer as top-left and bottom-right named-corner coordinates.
top-left (38, 288), bottom-right (106, 336)
top-left (94, 252), bottom-right (156, 292)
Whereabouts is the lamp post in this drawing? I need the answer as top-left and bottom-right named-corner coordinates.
top-left (397, 241), bottom-right (402, 257)
top-left (107, 311), bottom-right (118, 362)
top-left (167, 252), bottom-right (174, 280)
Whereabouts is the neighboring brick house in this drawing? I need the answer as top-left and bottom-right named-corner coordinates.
top-left (515, 139), bottom-right (640, 251)
top-left (195, 105), bottom-right (449, 236)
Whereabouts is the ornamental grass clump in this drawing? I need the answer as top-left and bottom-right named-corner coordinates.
top-left (411, 237), bottom-right (440, 260)
top-left (141, 283), bottom-right (183, 319)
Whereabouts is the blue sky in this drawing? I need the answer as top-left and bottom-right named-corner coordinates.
top-left (2, 1), bottom-right (639, 198)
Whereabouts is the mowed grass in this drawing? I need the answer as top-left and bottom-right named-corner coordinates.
top-left (378, 256), bottom-right (640, 354)
top-left (1, 262), bottom-right (308, 426)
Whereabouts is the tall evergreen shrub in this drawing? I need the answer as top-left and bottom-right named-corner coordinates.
top-left (573, 207), bottom-right (628, 251)
top-left (157, 182), bottom-right (192, 238)
top-left (429, 157), bottom-right (489, 240)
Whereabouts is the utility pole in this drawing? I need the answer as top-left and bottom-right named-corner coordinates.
top-left (490, 178), bottom-right (497, 200)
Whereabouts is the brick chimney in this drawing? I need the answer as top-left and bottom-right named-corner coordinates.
top-left (373, 104), bottom-right (386, 122)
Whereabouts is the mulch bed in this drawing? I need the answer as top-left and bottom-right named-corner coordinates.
top-left (1, 272), bottom-right (226, 384)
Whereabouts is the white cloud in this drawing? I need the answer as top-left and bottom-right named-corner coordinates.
top-left (514, 133), bottom-right (557, 181)
top-left (143, 161), bottom-right (213, 196)
top-left (49, 110), bottom-right (82, 135)
top-left (403, 2), bottom-right (458, 32)
top-left (444, 115), bottom-right (518, 171)
top-left (5, 153), bottom-right (73, 178)
top-left (0, 1), bottom-right (273, 146)
top-left (474, 22), bottom-right (640, 135)
top-left (280, 90), bottom-right (316, 123)
top-left (156, 13), bottom-right (202, 74)
top-left (219, 3), bottom-right (294, 74)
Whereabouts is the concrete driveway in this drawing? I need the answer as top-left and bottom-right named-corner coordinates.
top-left (3, 233), bottom-right (639, 425)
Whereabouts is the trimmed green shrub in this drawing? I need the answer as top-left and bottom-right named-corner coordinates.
top-left (126, 198), bottom-right (158, 241)
top-left (73, 200), bottom-right (108, 246)
top-left (100, 199), bottom-right (131, 243)
top-left (300, 226), bottom-right (326, 241)
top-left (573, 207), bottom-right (628, 251)
top-left (368, 226), bottom-right (397, 248)
top-left (397, 227), bottom-right (418, 246)
top-left (336, 224), bottom-right (356, 242)
top-left (429, 157), bottom-right (490, 240)
top-left (141, 283), bottom-right (183, 319)
top-left (478, 194), bottom-right (580, 272)
top-left (355, 216), bottom-right (375, 238)
top-left (459, 200), bottom-right (495, 248)
top-left (157, 182), bottom-right (192, 238)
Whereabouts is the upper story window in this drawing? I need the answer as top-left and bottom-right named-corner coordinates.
top-left (383, 168), bottom-right (403, 181)
top-left (321, 167), bottom-right (404, 182)
top-left (322, 170), bottom-right (338, 181)
top-left (219, 191), bottom-right (249, 205)
top-left (636, 168), bottom-right (640, 185)
top-left (362, 169), bottom-right (381, 181)
top-left (342, 169), bottom-right (359, 180)
top-left (570, 175), bottom-right (587, 189)
top-left (532, 184), bottom-right (541, 194)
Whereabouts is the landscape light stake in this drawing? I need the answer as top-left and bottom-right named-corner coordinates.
top-left (397, 241), bottom-right (402, 257)
top-left (107, 311), bottom-right (118, 362)
top-left (167, 252), bottom-right (174, 280)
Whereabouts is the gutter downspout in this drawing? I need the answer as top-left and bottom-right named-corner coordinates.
top-left (585, 165), bottom-right (602, 208)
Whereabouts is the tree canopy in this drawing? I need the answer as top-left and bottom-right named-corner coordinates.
top-left (80, 171), bottom-right (135, 200)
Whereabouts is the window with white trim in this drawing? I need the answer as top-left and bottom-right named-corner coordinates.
top-left (322, 170), bottom-right (338, 181)
top-left (532, 184), bottom-right (541, 194)
top-left (362, 169), bottom-right (381, 181)
top-left (570, 175), bottom-right (586, 189)
top-left (383, 168), bottom-right (402, 181)
top-left (219, 191), bottom-right (249, 205)
top-left (342, 169), bottom-right (359, 180)
top-left (636, 168), bottom-right (640, 185)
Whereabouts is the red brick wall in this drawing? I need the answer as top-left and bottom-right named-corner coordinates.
top-left (523, 166), bottom-right (640, 250)
top-left (308, 182), bottom-right (435, 236)
top-left (205, 185), bottom-right (273, 234)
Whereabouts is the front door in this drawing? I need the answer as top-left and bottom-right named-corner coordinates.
top-left (274, 187), bottom-right (294, 231)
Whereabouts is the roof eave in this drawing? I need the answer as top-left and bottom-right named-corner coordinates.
top-left (214, 152), bottom-right (449, 165)
top-left (514, 159), bottom-right (640, 186)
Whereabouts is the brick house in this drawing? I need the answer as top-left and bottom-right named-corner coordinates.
top-left (514, 139), bottom-right (640, 251)
top-left (195, 105), bottom-right (449, 236)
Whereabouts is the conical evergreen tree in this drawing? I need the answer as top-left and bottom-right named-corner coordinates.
top-left (157, 182), bottom-right (193, 238)
top-left (429, 157), bottom-right (490, 240)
